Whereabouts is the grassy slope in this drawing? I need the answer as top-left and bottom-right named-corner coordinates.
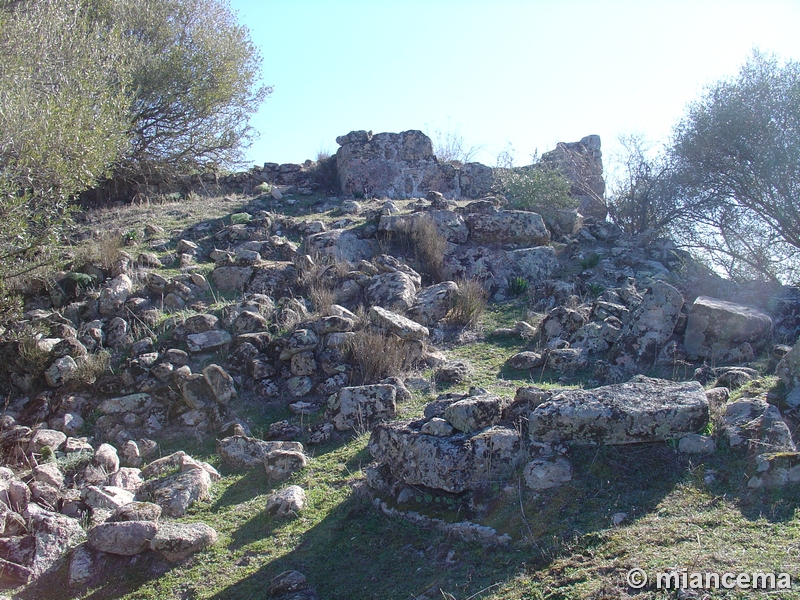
top-left (18, 194), bottom-right (800, 600)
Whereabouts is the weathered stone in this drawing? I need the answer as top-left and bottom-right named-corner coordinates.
top-left (202, 364), bottom-right (236, 404)
top-left (92, 443), bottom-right (120, 474)
top-left (99, 274), bottom-right (133, 315)
top-left (216, 436), bottom-right (304, 470)
top-left (150, 522), bottom-right (217, 562)
top-left (28, 428), bottom-right (67, 454)
top-left (264, 450), bottom-right (307, 481)
top-left (210, 266), bottom-right (253, 291)
top-left (776, 338), bottom-right (800, 405)
top-left (678, 434), bottom-right (716, 455)
top-left (684, 296), bottom-right (773, 360)
top-left (108, 468), bottom-right (144, 493)
top-left (523, 457), bottom-right (574, 490)
top-left (87, 521), bottom-right (158, 556)
top-left (329, 385), bottom-right (397, 431)
top-left (369, 305), bottom-right (429, 340)
top-left (270, 570), bottom-right (312, 597)
top-left (81, 485), bottom-right (135, 511)
top-left (506, 351), bottom-right (545, 370)
top-left (613, 281), bottom-right (684, 367)
top-left (369, 423), bottom-right (524, 493)
top-left (528, 376), bottom-right (708, 445)
top-left (721, 398), bottom-right (796, 454)
top-left (408, 281), bottom-right (459, 325)
top-left (186, 329), bottom-right (232, 353)
top-left (33, 462), bottom-right (64, 489)
top-left (434, 359), bottom-right (472, 383)
top-left (98, 393), bottom-right (152, 415)
top-left (137, 468), bottom-right (211, 517)
top-left (44, 355), bottom-right (78, 387)
top-left (266, 485), bottom-right (306, 517)
top-left (443, 393), bottom-right (511, 433)
top-left (305, 229), bottom-right (376, 264)
top-left (466, 210), bottom-right (550, 247)
top-left (366, 271), bottom-right (419, 312)
top-left (419, 417), bottom-right (456, 437)
top-left (109, 501), bottom-right (161, 523)
top-left (540, 134), bottom-right (607, 219)
top-left (290, 351), bottom-right (317, 377)
top-left (748, 452), bottom-right (800, 488)
top-left (234, 310), bottom-right (269, 334)
top-left (286, 376), bottom-right (313, 397)
top-left (26, 506), bottom-right (86, 575)
top-left (544, 348), bottom-right (588, 372)
top-left (281, 328), bottom-right (318, 359)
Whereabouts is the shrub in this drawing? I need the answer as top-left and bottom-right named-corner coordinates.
top-left (447, 278), bottom-right (488, 327)
top-left (311, 154), bottom-right (340, 194)
top-left (345, 327), bottom-right (418, 385)
top-left (508, 277), bottom-right (529, 297)
top-left (392, 216), bottom-right (447, 283)
top-left (495, 164), bottom-right (576, 216)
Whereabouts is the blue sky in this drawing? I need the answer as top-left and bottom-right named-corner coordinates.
top-left (230, 0), bottom-right (800, 177)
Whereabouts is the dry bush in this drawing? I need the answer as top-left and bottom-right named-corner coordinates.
top-left (392, 215), bottom-right (447, 283)
top-left (345, 326), bottom-right (419, 385)
top-left (74, 231), bottom-right (124, 272)
top-left (446, 278), bottom-right (488, 327)
top-left (74, 350), bottom-right (111, 385)
top-left (295, 255), bottom-right (342, 316)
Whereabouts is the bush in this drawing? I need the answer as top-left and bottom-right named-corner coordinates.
top-left (495, 163), bottom-right (576, 216)
top-left (391, 216), bottom-right (447, 283)
top-left (345, 327), bottom-right (419, 385)
top-left (508, 277), bottom-right (529, 297)
top-left (447, 279), bottom-right (488, 327)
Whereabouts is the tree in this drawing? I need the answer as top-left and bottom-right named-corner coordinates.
top-left (108, 0), bottom-right (271, 178)
top-left (669, 50), bottom-right (800, 283)
top-left (0, 0), bottom-right (129, 299)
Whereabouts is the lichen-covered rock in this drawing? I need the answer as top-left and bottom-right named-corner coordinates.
top-left (286, 376), bottom-right (313, 397)
top-left (721, 398), bottom-right (796, 454)
top-left (264, 450), bottom-right (307, 481)
top-left (541, 307), bottom-right (587, 341)
top-left (186, 329), bottom-right (232, 353)
top-left (528, 376), bottom-right (708, 445)
top-left (150, 522), bottom-right (217, 562)
top-left (210, 266), bottom-right (254, 291)
top-left (434, 359), bottom-right (472, 383)
top-left (684, 296), bottom-right (773, 360)
top-left (678, 434), bottom-right (716, 455)
top-left (408, 281), bottom-right (459, 325)
top-left (98, 274), bottom-right (133, 315)
top-left (748, 452), bottom-right (800, 488)
top-left (443, 393), bottom-right (511, 433)
top-left (305, 229), bottom-right (376, 263)
top-left (27, 506), bottom-right (86, 576)
top-left (369, 306), bottom-right (429, 341)
top-left (366, 271), bottom-right (419, 313)
top-left (329, 384), bottom-right (397, 431)
top-left (44, 355), bottom-right (78, 387)
top-left (98, 393), bottom-right (152, 415)
top-left (109, 501), bottom-right (161, 523)
top-left (81, 485), bottom-right (134, 511)
top-left (506, 351), bottom-right (545, 370)
top-left (136, 468), bottom-right (211, 517)
top-left (87, 521), bottom-right (158, 556)
top-left (369, 422), bottom-right (524, 493)
top-left (216, 436), bottom-right (304, 470)
top-left (613, 280), bottom-right (684, 367)
top-left (266, 485), bottom-right (306, 517)
top-left (466, 210), bottom-right (550, 247)
top-left (544, 348), bottom-right (588, 372)
top-left (523, 456), bottom-right (573, 490)
top-left (202, 364), bottom-right (236, 404)
top-left (776, 338), bottom-right (800, 406)
top-left (28, 428), bottom-right (67, 454)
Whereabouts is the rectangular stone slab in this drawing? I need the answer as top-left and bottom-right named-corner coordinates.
top-left (528, 376), bottom-right (708, 445)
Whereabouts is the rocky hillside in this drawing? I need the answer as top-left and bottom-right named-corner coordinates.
top-left (1, 133), bottom-right (800, 599)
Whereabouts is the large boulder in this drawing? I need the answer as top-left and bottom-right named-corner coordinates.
top-left (684, 296), bottom-right (773, 361)
top-left (407, 281), bottom-right (459, 325)
top-left (329, 385), bottom-right (397, 431)
top-left (150, 522), bottom-right (217, 562)
top-left (369, 306), bottom-right (429, 340)
top-left (136, 468), bottom-right (212, 518)
top-left (369, 422), bottom-right (524, 493)
top-left (528, 376), bottom-right (709, 445)
top-left (612, 281), bottom-right (684, 367)
top-left (540, 134), bottom-right (607, 219)
top-left (305, 229), bottom-right (376, 264)
top-left (87, 521), bottom-right (158, 556)
top-left (366, 272), bottom-right (419, 312)
top-left (721, 398), bottom-right (796, 454)
top-left (466, 210), bottom-right (550, 247)
top-left (216, 436), bottom-right (304, 470)
top-left (98, 274), bottom-right (133, 315)
top-left (443, 393), bottom-right (511, 433)
top-left (775, 339), bottom-right (800, 407)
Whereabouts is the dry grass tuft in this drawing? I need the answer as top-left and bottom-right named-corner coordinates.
top-left (345, 325), bottom-right (419, 385)
top-left (447, 278), bottom-right (489, 327)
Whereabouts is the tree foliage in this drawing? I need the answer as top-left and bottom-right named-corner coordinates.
top-left (495, 160), bottom-right (576, 215)
top-left (670, 50), bottom-right (800, 283)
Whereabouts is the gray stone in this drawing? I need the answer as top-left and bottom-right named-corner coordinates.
top-left (305, 229), bottom-right (376, 264)
top-left (266, 485), bottom-right (306, 517)
top-left (544, 348), bottom-right (588, 372)
top-left (28, 428), bottom-right (67, 454)
top-left (528, 376), bottom-right (709, 445)
top-left (186, 329), bottom-right (232, 353)
top-left (506, 351), bottom-right (545, 370)
top-left (678, 433), bottom-right (716, 454)
top-left (94, 443), bottom-right (120, 474)
top-left (290, 351), bottom-right (317, 377)
top-left (523, 457), bottom-right (574, 490)
top-left (408, 281), bottom-right (459, 325)
top-left (87, 521), bottom-right (158, 556)
top-left (366, 271), bottom-right (419, 312)
top-left (721, 398), bottom-right (796, 454)
top-left (419, 418), bottom-right (456, 437)
top-left (108, 468), bottom-right (144, 493)
top-left (26, 506), bottom-right (86, 576)
top-left (684, 296), bottom-right (773, 360)
top-left (434, 359), bottom-right (472, 383)
top-left (443, 393), bottom-right (511, 433)
top-left (81, 485), bottom-right (135, 511)
top-left (136, 468), bottom-right (212, 517)
top-left (202, 364), bottom-right (236, 404)
top-left (466, 210), bottom-right (550, 247)
top-left (369, 423), bottom-right (524, 493)
top-left (210, 266), bottom-right (253, 291)
top-left (109, 501), bottom-right (161, 523)
top-left (748, 452), bottom-right (800, 488)
top-left (330, 385), bottom-right (397, 431)
top-left (234, 310), bottom-right (269, 334)
top-left (45, 356), bottom-right (78, 387)
top-left (216, 436), bottom-right (304, 470)
top-left (264, 450), bottom-right (308, 481)
top-left (613, 280), bottom-right (684, 367)
top-left (286, 376), bottom-right (313, 397)
top-left (98, 393), bottom-right (152, 415)
top-left (33, 463), bottom-right (64, 489)
top-left (369, 305), bottom-right (429, 340)
top-left (150, 522), bottom-right (217, 562)
top-left (99, 274), bottom-right (133, 315)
